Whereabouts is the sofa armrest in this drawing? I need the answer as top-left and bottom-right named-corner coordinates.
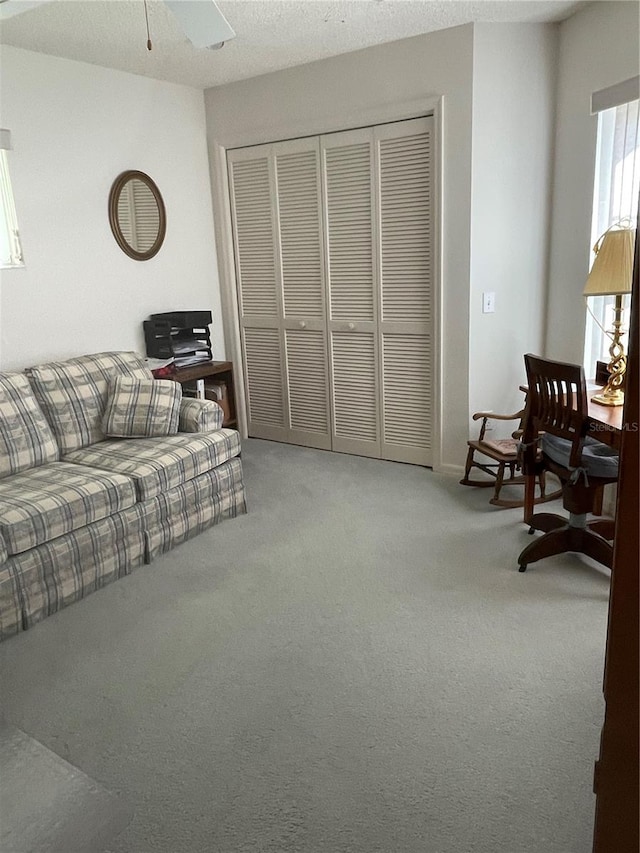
top-left (178, 397), bottom-right (224, 433)
top-left (0, 533), bottom-right (7, 566)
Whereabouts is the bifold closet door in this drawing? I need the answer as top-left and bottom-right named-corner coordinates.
top-left (321, 128), bottom-right (381, 458)
top-left (228, 140), bottom-right (331, 449)
top-left (228, 146), bottom-right (285, 442)
top-left (276, 138), bottom-right (330, 449)
top-left (321, 118), bottom-right (434, 465)
top-left (376, 117), bottom-right (434, 466)
top-left (229, 117), bottom-right (434, 465)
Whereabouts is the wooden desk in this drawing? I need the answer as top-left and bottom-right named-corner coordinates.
top-left (586, 397), bottom-right (624, 449)
top-left (518, 384), bottom-right (624, 447)
top-left (168, 361), bottom-right (238, 429)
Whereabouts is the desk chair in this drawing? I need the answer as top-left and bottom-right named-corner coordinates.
top-left (517, 354), bottom-right (619, 573)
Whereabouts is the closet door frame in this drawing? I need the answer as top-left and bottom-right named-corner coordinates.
top-left (216, 97), bottom-right (443, 470)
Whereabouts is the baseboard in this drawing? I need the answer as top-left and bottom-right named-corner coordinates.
top-left (434, 462), bottom-right (465, 477)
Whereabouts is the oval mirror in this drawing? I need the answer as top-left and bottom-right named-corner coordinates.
top-left (108, 170), bottom-right (166, 260)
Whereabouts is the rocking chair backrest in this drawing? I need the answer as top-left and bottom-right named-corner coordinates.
top-left (523, 354), bottom-right (589, 470)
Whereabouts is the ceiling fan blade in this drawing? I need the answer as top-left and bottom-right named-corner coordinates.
top-left (163, 0), bottom-right (235, 49)
top-left (0, 0), bottom-right (53, 20)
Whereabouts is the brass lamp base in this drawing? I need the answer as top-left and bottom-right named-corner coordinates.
top-left (591, 388), bottom-right (625, 407)
top-left (591, 293), bottom-right (627, 408)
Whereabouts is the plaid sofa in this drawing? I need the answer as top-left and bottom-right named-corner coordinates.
top-left (0, 352), bottom-right (247, 640)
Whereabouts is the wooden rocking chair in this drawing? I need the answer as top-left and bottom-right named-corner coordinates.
top-left (460, 408), bottom-right (562, 509)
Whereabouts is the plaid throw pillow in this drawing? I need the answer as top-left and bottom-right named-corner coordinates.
top-left (27, 351), bottom-right (152, 453)
top-left (0, 373), bottom-right (60, 478)
top-left (102, 377), bottom-right (182, 438)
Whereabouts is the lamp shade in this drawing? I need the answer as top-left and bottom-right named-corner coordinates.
top-left (584, 228), bottom-right (635, 296)
top-left (0, 129), bottom-right (11, 151)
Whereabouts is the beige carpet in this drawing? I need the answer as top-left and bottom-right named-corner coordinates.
top-left (0, 722), bottom-right (130, 853)
top-left (0, 439), bottom-right (610, 852)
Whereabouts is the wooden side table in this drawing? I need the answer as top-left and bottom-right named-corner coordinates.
top-left (169, 361), bottom-right (237, 429)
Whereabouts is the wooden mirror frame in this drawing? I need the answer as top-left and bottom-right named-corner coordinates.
top-left (108, 170), bottom-right (166, 261)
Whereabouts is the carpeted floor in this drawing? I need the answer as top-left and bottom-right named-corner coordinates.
top-left (0, 439), bottom-right (610, 853)
top-left (0, 722), bottom-right (131, 853)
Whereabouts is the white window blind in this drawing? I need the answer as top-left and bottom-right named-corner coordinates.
top-left (584, 98), bottom-right (639, 373)
top-left (0, 140), bottom-right (24, 269)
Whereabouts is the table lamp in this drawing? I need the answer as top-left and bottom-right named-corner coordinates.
top-left (583, 224), bottom-right (634, 406)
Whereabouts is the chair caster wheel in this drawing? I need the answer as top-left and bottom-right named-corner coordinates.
top-left (528, 527), bottom-right (535, 535)
top-left (518, 564), bottom-right (527, 573)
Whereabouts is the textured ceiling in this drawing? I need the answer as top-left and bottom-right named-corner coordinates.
top-left (0, 0), bottom-right (587, 89)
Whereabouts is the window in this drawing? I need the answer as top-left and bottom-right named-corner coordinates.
top-left (0, 135), bottom-right (24, 269)
top-left (584, 98), bottom-right (639, 373)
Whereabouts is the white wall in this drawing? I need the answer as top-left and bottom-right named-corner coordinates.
top-left (205, 26), bottom-right (475, 471)
top-left (0, 46), bottom-right (223, 371)
top-left (469, 24), bottom-right (558, 426)
top-left (546, 1), bottom-right (640, 365)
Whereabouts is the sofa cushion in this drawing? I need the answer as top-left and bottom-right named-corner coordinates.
top-left (63, 429), bottom-right (242, 501)
top-left (0, 462), bottom-right (137, 555)
top-left (11, 503), bottom-right (148, 630)
top-left (26, 351), bottom-right (152, 454)
top-left (0, 372), bottom-right (60, 479)
top-left (146, 458), bottom-right (247, 561)
top-left (103, 377), bottom-right (182, 438)
top-left (0, 534), bottom-right (7, 565)
top-left (0, 563), bottom-right (21, 639)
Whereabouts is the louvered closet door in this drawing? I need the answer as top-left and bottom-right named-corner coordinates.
top-left (229, 119), bottom-right (434, 465)
top-left (274, 138), bottom-right (331, 450)
top-left (375, 117), bottom-right (434, 465)
top-left (228, 146), bottom-right (288, 441)
top-left (321, 128), bottom-right (381, 458)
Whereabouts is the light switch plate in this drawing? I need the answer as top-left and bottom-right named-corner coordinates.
top-left (482, 292), bottom-right (495, 313)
